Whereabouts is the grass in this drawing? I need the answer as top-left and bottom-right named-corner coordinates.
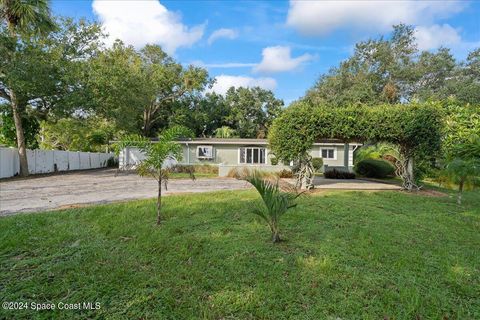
top-left (0, 188), bottom-right (479, 319)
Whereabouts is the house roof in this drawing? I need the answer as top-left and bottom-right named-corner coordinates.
top-left (111, 137), bottom-right (362, 146)
top-left (176, 138), bottom-right (362, 146)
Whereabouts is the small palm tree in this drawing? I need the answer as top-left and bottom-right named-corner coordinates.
top-left (444, 158), bottom-right (480, 205)
top-left (214, 126), bottom-right (236, 138)
top-left (246, 172), bottom-right (301, 243)
top-left (116, 126), bottom-right (194, 225)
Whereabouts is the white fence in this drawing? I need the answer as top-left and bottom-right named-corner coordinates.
top-left (0, 147), bottom-right (114, 178)
top-left (119, 147), bottom-right (177, 170)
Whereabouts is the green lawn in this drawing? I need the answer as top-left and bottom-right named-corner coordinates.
top-left (1, 189), bottom-right (479, 319)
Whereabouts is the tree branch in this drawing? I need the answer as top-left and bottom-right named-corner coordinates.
top-left (0, 87), bottom-right (11, 102)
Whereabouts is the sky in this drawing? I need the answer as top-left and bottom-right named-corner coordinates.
top-left (51, 0), bottom-right (480, 104)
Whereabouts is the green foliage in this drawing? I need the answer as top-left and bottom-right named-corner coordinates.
top-left (0, 18), bottom-right (104, 118)
top-left (0, 104), bottom-right (39, 148)
top-left (171, 164), bottom-right (218, 175)
top-left (269, 102), bottom-right (442, 165)
top-left (214, 126), bottom-right (236, 138)
top-left (88, 42), bottom-right (210, 136)
top-left (443, 157), bottom-right (480, 204)
top-left (116, 126), bottom-right (194, 224)
top-left (354, 159), bottom-right (395, 178)
top-left (0, 0), bottom-right (55, 34)
top-left (224, 87), bottom-right (284, 138)
top-left (311, 157), bottom-right (323, 172)
top-left (39, 118), bottom-right (115, 152)
top-left (455, 135), bottom-right (480, 160)
top-left (324, 168), bottom-right (356, 179)
top-left (442, 104), bottom-right (480, 159)
top-left (246, 172), bottom-right (300, 242)
top-left (270, 157), bottom-right (278, 165)
top-left (168, 88), bottom-right (284, 139)
top-left (354, 143), bottom-right (398, 163)
top-left (305, 24), bottom-right (480, 106)
top-left (2, 189), bottom-right (479, 318)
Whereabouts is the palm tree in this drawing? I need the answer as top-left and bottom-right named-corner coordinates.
top-left (1, 0), bottom-right (54, 177)
top-left (246, 172), bottom-right (301, 243)
top-left (214, 126), bottom-right (236, 138)
top-left (116, 126), bottom-right (194, 225)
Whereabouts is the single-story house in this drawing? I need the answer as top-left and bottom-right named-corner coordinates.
top-left (119, 138), bottom-right (362, 177)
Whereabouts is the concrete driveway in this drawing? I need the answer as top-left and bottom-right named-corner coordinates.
top-left (312, 176), bottom-right (401, 190)
top-left (0, 169), bottom-right (251, 215)
top-left (0, 169), bottom-right (401, 216)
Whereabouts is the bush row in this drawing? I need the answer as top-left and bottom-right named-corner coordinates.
top-left (172, 164), bottom-right (219, 174)
top-left (354, 159), bottom-right (395, 178)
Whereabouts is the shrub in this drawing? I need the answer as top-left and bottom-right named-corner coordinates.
top-left (270, 157), bottom-right (278, 165)
top-left (354, 159), bottom-right (395, 178)
top-left (107, 156), bottom-right (118, 168)
top-left (311, 157), bottom-right (323, 172)
top-left (172, 164), bottom-right (218, 174)
top-left (227, 168), bottom-right (276, 180)
top-left (324, 169), bottom-right (355, 179)
top-left (276, 169), bottom-right (293, 178)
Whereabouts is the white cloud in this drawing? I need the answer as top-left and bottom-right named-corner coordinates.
top-left (415, 24), bottom-right (462, 51)
top-left (208, 75), bottom-right (277, 95)
top-left (92, 0), bottom-right (204, 54)
top-left (207, 28), bottom-right (238, 45)
top-left (188, 60), bottom-right (256, 68)
top-left (287, 0), bottom-right (465, 35)
top-left (205, 62), bottom-right (257, 68)
top-left (254, 46), bottom-right (314, 73)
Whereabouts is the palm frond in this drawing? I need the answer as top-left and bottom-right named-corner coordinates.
top-left (246, 172), bottom-right (299, 242)
top-left (158, 125), bottom-right (193, 144)
top-left (1, 0), bottom-right (55, 34)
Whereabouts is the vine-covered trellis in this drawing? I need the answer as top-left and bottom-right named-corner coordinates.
top-left (268, 102), bottom-right (443, 190)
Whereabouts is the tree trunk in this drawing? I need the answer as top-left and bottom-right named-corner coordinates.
top-left (396, 153), bottom-right (418, 191)
top-left (10, 91), bottom-right (29, 177)
top-left (270, 225), bottom-right (281, 243)
top-left (143, 111), bottom-right (151, 137)
top-left (272, 231), bottom-right (281, 243)
top-left (156, 177), bottom-right (162, 225)
top-left (457, 179), bottom-right (464, 205)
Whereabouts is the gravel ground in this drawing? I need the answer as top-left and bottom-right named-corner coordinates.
top-left (0, 169), bottom-right (400, 215)
top-left (0, 169), bottom-right (250, 215)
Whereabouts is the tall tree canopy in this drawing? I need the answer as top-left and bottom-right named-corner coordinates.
top-left (88, 42), bottom-right (210, 137)
top-left (224, 87), bottom-right (284, 138)
top-left (305, 24), bottom-right (480, 106)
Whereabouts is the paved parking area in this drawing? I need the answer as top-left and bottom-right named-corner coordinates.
top-left (0, 169), bottom-right (251, 215)
top-left (312, 176), bottom-right (401, 190)
top-left (0, 170), bottom-right (401, 216)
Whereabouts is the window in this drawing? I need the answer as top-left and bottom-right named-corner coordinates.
top-left (321, 148), bottom-right (336, 159)
top-left (197, 146), bottom-right (213, 159)
top-left (239, 147), bottom-right (266, 164)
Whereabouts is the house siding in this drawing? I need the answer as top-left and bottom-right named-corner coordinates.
top-left (119, 139), bottom-right (361, 175)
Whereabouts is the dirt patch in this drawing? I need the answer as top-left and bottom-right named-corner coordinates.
top-left (401, 189), bottom-right (448, 197)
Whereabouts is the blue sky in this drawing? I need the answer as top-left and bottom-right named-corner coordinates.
top-left (52, 0), bottom-right (480, 103)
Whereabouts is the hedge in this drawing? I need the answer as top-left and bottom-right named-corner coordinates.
top-left (354, 159), bottom-right (395, 178)
top-left (268, 102), bottom-right (443, 189)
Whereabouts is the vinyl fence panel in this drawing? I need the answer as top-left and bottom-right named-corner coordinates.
top-left (0, 147), bottom-right (114, 178)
